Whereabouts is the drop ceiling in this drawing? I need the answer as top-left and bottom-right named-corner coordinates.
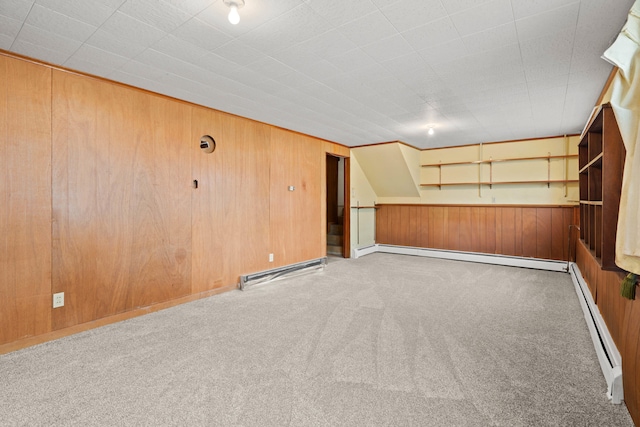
top-left (0, 0), bottom-right (633, 149)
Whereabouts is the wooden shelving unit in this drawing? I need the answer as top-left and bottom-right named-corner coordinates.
top-left (578, 103), bottom-right (625, 270)
top-left (420, 153), bottom-right (578, 189)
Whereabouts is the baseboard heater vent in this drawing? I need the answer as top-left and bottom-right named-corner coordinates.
top-left (239, 257), bottom-right (327, 290)
top-left (568, 262), bottom-right (623, 404)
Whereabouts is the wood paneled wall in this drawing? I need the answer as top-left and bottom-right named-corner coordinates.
top-left (0, 56), bottom-right (52, 344)
top-left (576, 241), bottom-right (640, 424)
top-left (376, 204), bottom-right (578, 261)
top-left (0, 52), bottom-right (348, 350)
top-left (52, 71), bottom-right (193, 330)
top-left (270, 129), bottom-right (325, 266)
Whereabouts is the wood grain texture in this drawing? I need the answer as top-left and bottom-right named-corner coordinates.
top-left (270, 128), bottom-right (324, 266)
top-left (52, 71), bottom-right (192, 330)
top-left (576, 240), bottom-right (639, 426)
top-left (0, 56), bottom-right (52, 345)
top-left (191, 108), bottom-right (272, 288)
top-left (375, 204), bottom-right (576, 260)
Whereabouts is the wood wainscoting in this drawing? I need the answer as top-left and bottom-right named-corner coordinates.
top-left (576, 240), bottom-right (640, 424)
top-left (376, 204), bottom-right (578, 261)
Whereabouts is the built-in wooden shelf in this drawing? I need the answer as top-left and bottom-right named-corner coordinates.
top-left (421, 152), bottom-right (578, 189)
top-left (578, 103), bottom-right (625, 270)
top-left (421, 154), bottom-right (577, 167)
top-left (420, 179), bottom-right (578, 188)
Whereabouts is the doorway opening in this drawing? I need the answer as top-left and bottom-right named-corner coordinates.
top-left (326, 154), bottom-right (350, 258)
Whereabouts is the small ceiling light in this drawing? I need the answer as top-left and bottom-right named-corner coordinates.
top-left (224, 0), bottom-right (244, 25)
top-left (428, 127), bottom-right (435, 135)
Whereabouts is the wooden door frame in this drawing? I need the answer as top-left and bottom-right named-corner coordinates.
top-left (325, 154), bottom-right (350, 258)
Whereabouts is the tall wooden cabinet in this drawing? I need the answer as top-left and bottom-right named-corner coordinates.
top-left (578, 103), bottom-right (625, 270)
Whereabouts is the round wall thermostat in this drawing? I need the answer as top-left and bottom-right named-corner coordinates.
top-left (200, 135), bottom-right (216, 154)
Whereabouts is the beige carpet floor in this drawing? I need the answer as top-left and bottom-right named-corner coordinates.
top-left (0, 253), bottom-right (634, 426)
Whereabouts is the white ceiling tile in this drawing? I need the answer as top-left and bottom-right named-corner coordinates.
top-left (462, 22), bottom-right (517, 53)
top-left (519, 27), bottom-right (574, 61)
top-left (401, 16), bottom-right (460, 50)
top-left (0, 0), bottom-right (34, 21)
top-left (85, 29), bottom-right (148, 58)
top-left (326, 48), bottom-right (377, 72)
top-left (245, 57), bottom-right (295, 80)
top-left (450, 0), bottom-right (513, 37)
top-left (15, 23), bottom-right (81, 56)
top-left (237, 6), bottom-right (330, 54)
top-left (308, 0), bottom-right (379, 27)
top-left (33, 0), bottom-right (117, 26)
top-left (511, 0), bottom-right (578, 20)
top-left (25, 4), bottom-right (97, 41)
top-left (172, 18), bottom-right (233, 51)
top-left (0, 32), bottom-right (13, 48)
top-left (66, 44), bottom-right (129, 70)
top-left (0, 14), bottom-right (21, 39)
top-left (269, 41), bottom-right (326, 69)
top-left (278, 71), bottom-right (317, 90)
top-left (151, 35), bottom-right (210, 65)
top-left (11, 38), bottom-right (71, 64)
top-left (100, 11), bottom-right (168, 47)
top-left (300, 30), bottom-right (360, 60)
top-left (156, 0), bottom-right (211, 16)
top-left (118, 0), bottom-right (192, 32)
top-left (212, 40), bottom-right (266, 67)
top-left (418, 39), bottom-right (468, 65)
top-left (523, 57), bottom-right (571, 82)
top-left (296, 59), bottom-right (344, 82)
top-left (93, 0), bottom-right (126, 9)
top-left (117, 60), bottom-right (168, 81)
top-left (338, 10), bottom-right (399, 46)
top-left (361, 34), bottom-right (414, 63)
top-left (442, 0), bottom-right (495, 15)
top-left (380, 0), bottom-right (448, 31)
top-left (515, 2), bottom-right (580, 41)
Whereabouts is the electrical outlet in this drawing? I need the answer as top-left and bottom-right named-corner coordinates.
top-left (53, 292), bottom-right (64, 308)
top-left (269, 253), bottom-right (274, 262)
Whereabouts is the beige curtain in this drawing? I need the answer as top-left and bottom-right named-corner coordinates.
top-left (603, 1), bottom-right (640, 275)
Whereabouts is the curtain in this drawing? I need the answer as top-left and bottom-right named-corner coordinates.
top-left (603, 0), bottom-right (640, 275)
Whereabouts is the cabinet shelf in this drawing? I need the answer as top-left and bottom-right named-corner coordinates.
top-left (579, 152), bottom-right (603, 174)
top-left (578, 103), bottom-right (625, 270)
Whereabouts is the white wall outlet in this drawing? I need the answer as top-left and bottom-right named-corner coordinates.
top-left (53, 292), bottom-right (64, 308)
top-left (269, 253), bottom-right (274, 262)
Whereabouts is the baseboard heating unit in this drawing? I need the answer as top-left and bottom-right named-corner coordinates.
top-left (568, 262), bottom-right (623, 404)
top-left (239, 257), bottom-right (327, 290)
top-left (353, 244), bottom-right (623, 404)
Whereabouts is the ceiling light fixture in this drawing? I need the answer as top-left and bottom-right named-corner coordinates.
top-left (428, 127), bottom-right (435, 135)
top-left (224, 0), bottom-right (245, 25)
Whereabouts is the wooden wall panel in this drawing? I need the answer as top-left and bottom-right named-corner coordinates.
top-left (522, 207), bottom-right (537, 257)
top-left (576, 241), bottom-right (640, 426)
top-left (191, 108), bottom-right (271, 289)
top-left (52, 71), bottom-right (192, 330)
top-left (376, 204), bottom-right (576, 261)
top-left (0, 56), bottom-right (52, 345)
top-left (535, 207), bottom-right (552, 260)
top-left (270, 129), bottom-right (324, 266)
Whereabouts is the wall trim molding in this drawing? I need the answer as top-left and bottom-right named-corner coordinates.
top-left (354, 244), bottom-right (568, 271)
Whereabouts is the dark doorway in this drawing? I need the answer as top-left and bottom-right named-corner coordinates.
top-left (326, 154), bottom-right (349, 258)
